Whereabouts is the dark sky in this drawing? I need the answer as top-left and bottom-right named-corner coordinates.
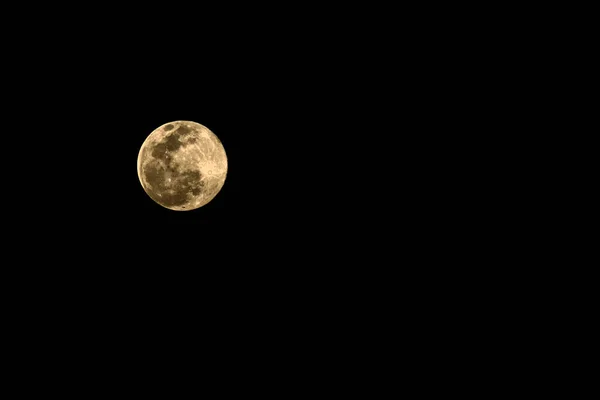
top-left (0, 8), bottom-right (518, 376)
top-left (17, 43), bottom-right (358, 275)
top-left (10, 13), bottom-right (424, 273)
top-left (5, 8), bottom-right (445, 340)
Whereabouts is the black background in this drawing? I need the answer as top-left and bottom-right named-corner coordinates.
top-left (4, 6), bottom-right (488, 298)
top-left (2, 5), bottom-right (518, 371)
top-left (0, 5), bottom-right (561, 391)
top-left (6, 8), bottom-right (404, 311)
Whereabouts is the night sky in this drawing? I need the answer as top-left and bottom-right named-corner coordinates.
top-left (5, 8), bottom-right (411, 359)
top-left (0, 7), bottom-right (513, 382)
top-left (0, 6), bottom-right (526, 384)
top-left (11, 17), bottom-right (402, 289)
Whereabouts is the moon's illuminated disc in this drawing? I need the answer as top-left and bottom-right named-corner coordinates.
top-left (137, 121), bottom-right (228, 211)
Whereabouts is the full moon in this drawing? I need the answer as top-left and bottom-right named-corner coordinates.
top-left (137, 121), bottom-right (228, 211)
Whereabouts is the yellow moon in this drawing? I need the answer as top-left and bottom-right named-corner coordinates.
top-left (137, 121), bottom-right (228, 211)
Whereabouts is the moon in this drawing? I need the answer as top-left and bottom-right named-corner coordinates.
top-left (137, 121), bottom-right (228, 211)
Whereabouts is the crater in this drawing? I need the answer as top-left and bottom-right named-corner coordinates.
top-left (143, 161), bottom-right (164, 188)
top-left (183, 170), bottom-right (201, 181)
top-left (164, 124), bottom-right (174, 131)
top-left (163, 132), bottom-right (182, 152)
top-left (151, 142), bottom-right (168, 158)
top-left (142, 160), bottom-right (203, 208)
top-left (175, 125), bottom-right (192, 136)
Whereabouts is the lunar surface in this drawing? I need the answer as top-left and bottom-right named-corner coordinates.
top-left (137, 121), bottom-right (227, 211)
